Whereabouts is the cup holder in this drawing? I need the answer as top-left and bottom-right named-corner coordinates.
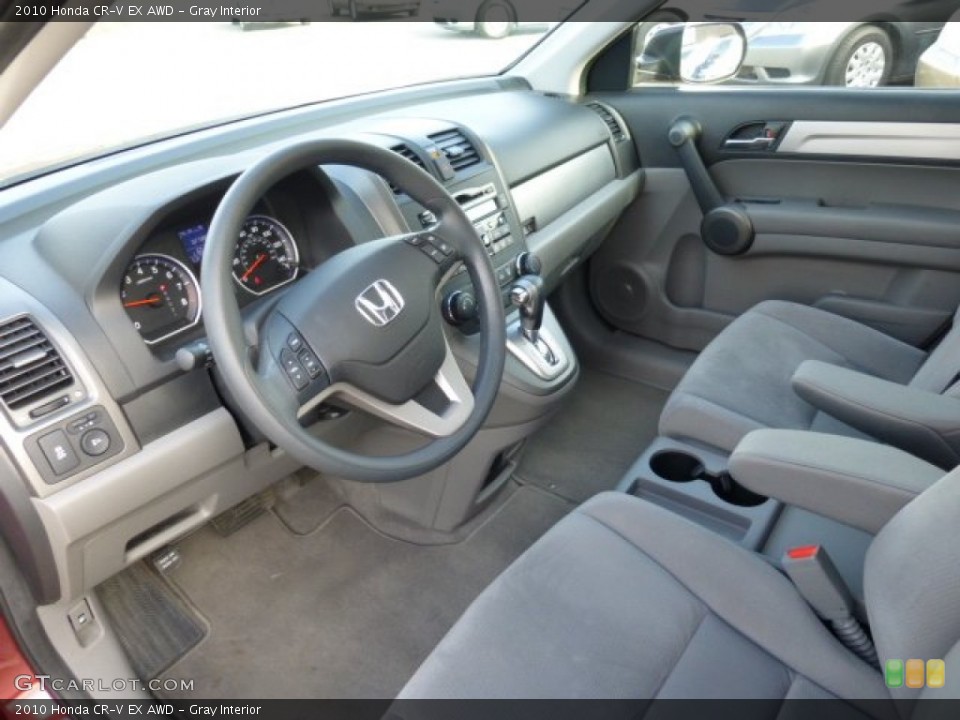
top-left (648, 450), bottom-right (767, 508)
top-left (710, 472), bottom-right (768, 508)
top-left (649, 451), bottom-right (704, 483)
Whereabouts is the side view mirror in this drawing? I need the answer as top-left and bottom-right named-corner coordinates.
top-left (637, 22), bottom-right (747, 84)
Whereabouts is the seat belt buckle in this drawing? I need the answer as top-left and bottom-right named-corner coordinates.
top-left (782, 544), bottom-right (879, 668)
top-left (781, 544), bottom-right (853, 622)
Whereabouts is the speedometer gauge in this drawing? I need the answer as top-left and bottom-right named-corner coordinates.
top-left (121, 254), bottom-right (202, 345)
top-left (232, 215), bottom-right (300, 295)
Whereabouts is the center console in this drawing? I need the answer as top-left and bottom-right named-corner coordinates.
top-left (617, 437), bottom-right (782, 550)
top-left (326, 127), bottom-right (579, 538)
top-left (398, 174), bottom-right (526, 310)
top-left (394, 147), bottom-right (572, 385)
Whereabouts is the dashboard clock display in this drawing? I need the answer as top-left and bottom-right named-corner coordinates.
top-left (232, 215), bottom-right (300, 295)
top-left (121, 254), bottom-right (201, 344)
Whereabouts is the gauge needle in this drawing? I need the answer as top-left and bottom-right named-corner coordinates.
top-left (124, 294), bottom-right (162, 308)
top-left (242, 254), bottom-right (268, 282)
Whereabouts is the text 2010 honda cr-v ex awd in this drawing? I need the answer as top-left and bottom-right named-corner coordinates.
top-left (1, 1), bottom-right (959, 717)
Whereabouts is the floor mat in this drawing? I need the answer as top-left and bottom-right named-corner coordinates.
top-left (159, 484), bottom-right (571, 699)
top-left (97, 561), bottom-right (206, 681)
top-left (516, 367), bottom-right (669, 503)
top-left (272, 471), bottom-right (346, 536)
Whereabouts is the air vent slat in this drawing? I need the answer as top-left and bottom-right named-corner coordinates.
top-left (1, 361), bottom-right (69, 396)
top-left (586, 103), bottom-right (626, 142)
top-left (0, 335), bottom-right (46, 364)
top-left (0, 324), bottom-right (41, 346)
top-left (388, 144), bottom-right (428, 194)
top-left (428, 129), bottom-right (481, 173)
top-left (0, 317), bottom-right (73, 411)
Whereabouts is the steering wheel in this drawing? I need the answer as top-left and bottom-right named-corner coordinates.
top-left (201, 139), bottom-right (507, 482)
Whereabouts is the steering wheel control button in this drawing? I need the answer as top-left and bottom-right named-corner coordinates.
top-left (39, 430), bottom-right (80, 475)
top-left (280, 348), bottom-right (309, 390)
top-left (81, 429), bottom-right (111, 457)
top-left (406, 234), bottom-right (426, 247)
top-left (298, 350), bottom-right (323, 378)
top-left (287, 333), bottom-right (304, 353)
top-left (420, 234), bottom-right (453, 256)
top-left (420, 244), bottom-right (445, 263)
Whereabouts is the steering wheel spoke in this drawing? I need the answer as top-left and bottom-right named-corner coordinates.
top-left (315, 339), bottom-right (474, 438)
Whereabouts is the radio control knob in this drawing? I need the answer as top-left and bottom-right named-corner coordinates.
top-left (443, 291), bottom-right (478, 326)
top-left (515, 252), bottom-right (543, 277)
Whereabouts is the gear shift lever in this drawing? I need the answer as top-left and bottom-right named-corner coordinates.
top-left (505, 253), bottom-right (564, 378)
top-left (510, 274), bottom-right (545, 345)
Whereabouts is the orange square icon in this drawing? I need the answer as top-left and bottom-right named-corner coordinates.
top-left (927, 660), bottom-right (946, 689)
top-left (905, 659), bottom-right (925, 688)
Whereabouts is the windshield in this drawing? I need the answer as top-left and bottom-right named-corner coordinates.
top-left (0, 19), bottom-right (559, 188)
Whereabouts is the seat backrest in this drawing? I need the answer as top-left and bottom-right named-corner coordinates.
top-left (865, 464), bottom-right (960, 710)
top-left (909, 309), bottom-right (960, 395)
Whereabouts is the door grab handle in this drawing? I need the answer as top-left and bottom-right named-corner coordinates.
top-left (724, 136), bottom-right (776, 149)
top-left (669, 118), bottom-right (755, 256)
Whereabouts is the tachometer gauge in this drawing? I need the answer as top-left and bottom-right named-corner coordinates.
top-left (232, 215), bottom-right (300, 295)
top-left (121, 254), bottom-right (202, 345)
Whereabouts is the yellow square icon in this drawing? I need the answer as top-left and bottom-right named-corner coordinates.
top-left (927, 660), bottom-right (945, 689)
top-left (906, 659), bottom-right (925, 688)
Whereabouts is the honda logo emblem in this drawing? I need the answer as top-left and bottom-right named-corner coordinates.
top-left (355, 280), bottom-right (405, 327)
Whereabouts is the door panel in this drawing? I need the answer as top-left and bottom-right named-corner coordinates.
top-left (587, 88), bottom-right (960, 352)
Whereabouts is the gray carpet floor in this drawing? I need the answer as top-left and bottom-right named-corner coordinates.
top-left (160, 484), bottom-right (571, 699)
top-left (516, 367), bottom-right (669, 503)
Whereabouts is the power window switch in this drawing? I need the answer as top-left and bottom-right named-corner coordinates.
top-left (38, 430), bottom-right (79, 476)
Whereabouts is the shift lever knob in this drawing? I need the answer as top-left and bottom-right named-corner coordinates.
top-left (510, 274), bottom-right (545, 344)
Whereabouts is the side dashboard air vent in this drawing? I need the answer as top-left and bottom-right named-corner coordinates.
top-left (428, 128), bottom-right (482, 172)
top-left (0, 317), bottom-right (73, 411)
top-left (389, 144), bottom-right (428, 194)
top-left (586, 103), bottom-right (627, 143)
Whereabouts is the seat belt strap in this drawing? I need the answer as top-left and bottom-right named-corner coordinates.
top-left (782, 545), bottom-right (879, 669)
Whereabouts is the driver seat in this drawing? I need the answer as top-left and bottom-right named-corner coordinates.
top-left (399, 469), bottom-right (960, 703)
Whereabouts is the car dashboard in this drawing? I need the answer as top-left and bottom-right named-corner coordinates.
top-left (0, 81), bottom-right (643, 608)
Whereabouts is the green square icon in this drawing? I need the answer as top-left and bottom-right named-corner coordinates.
top-left (886, 659), bottom-right (904, 688)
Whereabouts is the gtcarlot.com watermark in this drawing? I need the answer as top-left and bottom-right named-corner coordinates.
top-left (15, 674), bottom-right (195, 694)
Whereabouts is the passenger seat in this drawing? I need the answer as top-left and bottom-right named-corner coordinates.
top-left (659, 300), bottom-right (960, 468)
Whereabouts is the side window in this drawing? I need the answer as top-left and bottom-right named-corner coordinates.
top-left (633, 7), bottom-right (960, 90)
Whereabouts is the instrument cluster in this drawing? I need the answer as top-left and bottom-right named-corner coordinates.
top-left (120, 212), bottom-right (301, 346)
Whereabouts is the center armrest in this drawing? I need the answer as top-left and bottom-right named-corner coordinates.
top-left (729, 429), bottom-right (943, 534)
top-left (792, 359), bottom-right (960, 469)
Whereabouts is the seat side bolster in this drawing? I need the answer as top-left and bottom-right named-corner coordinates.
top-left (578, 494), bottom-right (892, 708)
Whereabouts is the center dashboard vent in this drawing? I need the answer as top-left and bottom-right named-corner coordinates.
top-left (586, 103), bottom-right (627, 143)
top-left (0, 316), bottom-right (73, 411)
top-left (388, 144), bottom-right (428, 194)
top-left (428, 128), bottom-right (482, 173)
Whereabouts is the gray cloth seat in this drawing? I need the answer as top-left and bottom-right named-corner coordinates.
top-left (659, 300), bottom-right (936, 454)
top-left (400, 477), bottom-right (960, 704)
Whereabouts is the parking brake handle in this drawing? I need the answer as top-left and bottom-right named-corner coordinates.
top-left (669, 118), bottom-right (755, 256)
